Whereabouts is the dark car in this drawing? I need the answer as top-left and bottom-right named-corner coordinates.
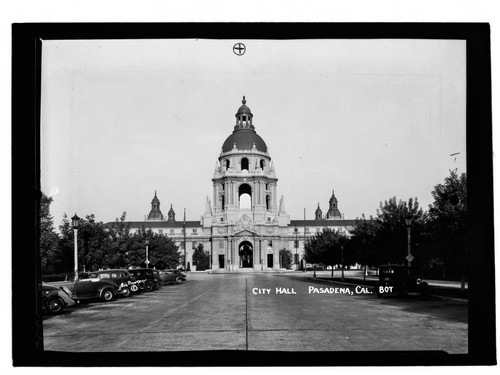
top-left (127, 268), bottom-right (161, 292)
top-left (88, 269), bottom-right (135, 297)
top-left (42, 283), bottom-right (76, 314)
top-left (159, 269), bottom-right (187, 285)
top-left (377, 265), bottom-right (428, 297)
top-left (68, 278), bottom-right (121, 302)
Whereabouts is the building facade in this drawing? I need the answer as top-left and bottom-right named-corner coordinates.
top-left (117, 97), bottom-right (355, 271)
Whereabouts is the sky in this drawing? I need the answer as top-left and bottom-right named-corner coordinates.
top-left (41, 38), bottom-right (466, 226)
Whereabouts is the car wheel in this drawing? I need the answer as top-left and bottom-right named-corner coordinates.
top-left (121, 287), bottom-right (131, 298)
top-left (47, 297), bottom-right (64, 314)
top-left (176, 276), bottom-right (184, 284)
top-left (144, 281), bottom-right (154, 292)
top-left (101, 289), bottom-right (114, 302)
top-left (130, 284), bottom-right (139, 293)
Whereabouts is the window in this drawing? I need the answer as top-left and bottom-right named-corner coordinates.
top-left (159, 229), bottom-right (163, 234)
top-left (260, 160), bottom-right (265, 169)
top-left (219, 240), bottom-right (224, 249)
top-left (192, 242), bottom-right (196, 249)
top-left (99, 273), bottom-right (110, 279)
top-left (316, 228), bottom-right (321, 233)
top-left (220, 217), bottom-right (224, 222)
top-left (294, 254), bottom-right (299, 264)
top-left (241, 158), bottom-right (249, 171)
top-left (170, 229), bottom-right (174, 234)
top-left (225, 160), bottom-right (230, 170)
top-left (305, 228), bottom-right (310, 232)
top-left (192, 228), bottom-right (197, 234)
top-left (268, 240), bottom-right (273, 247)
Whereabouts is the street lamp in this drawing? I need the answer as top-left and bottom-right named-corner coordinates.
top-left (294, 227), bottom-right (298, 271)
top-left (405, 216), bottom-right (414, 267)
top-left (145, 239), bottom-right (150, 268)
top-left (341, 245), bottom-right (345, 281)
top-left (71, 213), bottom-right (80, 282)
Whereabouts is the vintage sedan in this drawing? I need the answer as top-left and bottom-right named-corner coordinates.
top-left (88, 269), bottom-right (134, 297)
top-left (159, 269), bottom-right (187, 285)
top-left (376, 265), bottom-right (428, 297)
top-left (42, 283), bottom-right (76, 314)
top-left (127, 268), bottom-right (161, 291)
top-left (68, 278), bottom-right (121, 302)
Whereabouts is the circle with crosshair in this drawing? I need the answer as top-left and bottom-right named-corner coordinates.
top-left (233, 43), bottom-right (246, 56)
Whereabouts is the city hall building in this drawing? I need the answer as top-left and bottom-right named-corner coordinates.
top-left (116, 97), bottom-right (356, 271)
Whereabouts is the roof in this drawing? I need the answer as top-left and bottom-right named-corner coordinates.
top-left (222, 129), bottom-right (268, 153)
top-left (290, 219), bottom-right (357, 227)
top-left (105, 220), bottom-right (201, 229)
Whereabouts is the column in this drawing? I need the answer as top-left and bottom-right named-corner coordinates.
top-left (273, 238), bottom-right (280, 269)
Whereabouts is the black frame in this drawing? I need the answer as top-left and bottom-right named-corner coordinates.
top-left (12, 23), bottom-right (495, 366)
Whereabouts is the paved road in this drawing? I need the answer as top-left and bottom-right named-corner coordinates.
top-left (43, 272), bottom-right (467, 352)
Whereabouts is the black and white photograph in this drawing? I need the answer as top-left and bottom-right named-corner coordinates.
top-left (10, 22), bottom-right (495, 367)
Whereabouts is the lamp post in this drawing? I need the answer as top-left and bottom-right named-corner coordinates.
top-left (405, 216), bottom-right (414, 267)
top-left (71, 213), bottom-right (80, 282)
top-left (145, 239), bottom-right (150, 268)
top-left (294, 227), bottom-right (298, 271)
top-left (341, 245), bottom-right (345, 281)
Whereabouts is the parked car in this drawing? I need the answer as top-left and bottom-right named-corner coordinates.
top-left (159, 269), bottom-right (187, 285)
top-left (88, 269), bottom-right (135, 297)
top-left (127, 268), bottom-right (161, 292)
top-left (377, 265), bottom-right (428, 297)
top-left (68, 278), bottom-right (122, 302)
top-left (41, 282), bottom-right (75, 314)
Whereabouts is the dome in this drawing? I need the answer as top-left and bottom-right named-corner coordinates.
top-left (222, 96), bottom-right (267, 153)
top-left (222, 129), bottom-right (268, 153)
top-left (236, 96), bottom-right (253, 116)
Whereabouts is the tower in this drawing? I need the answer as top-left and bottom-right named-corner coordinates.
top-left (202, 96), bottom-right (290, 271)
top-left (326, 189), bottom-right (342, 219)
top-left (211, 96), bottom-right (282, 224)
top-left (147, 191), bottom-right (164, 220)
top-left (167, 204), bottom-right (176, 222)
top-left (315, 203), bottom-right (323, 220)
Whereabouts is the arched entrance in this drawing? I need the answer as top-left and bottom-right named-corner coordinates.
top-left (239, 241), bottom-right (253, 268)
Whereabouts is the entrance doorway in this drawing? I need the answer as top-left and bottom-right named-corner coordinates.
top-left (267, 254), bottom-right (273, 268)
top-left (219, 254), bottom-right (225, 269)
top-left (239, 241), bottom-right (253, 268)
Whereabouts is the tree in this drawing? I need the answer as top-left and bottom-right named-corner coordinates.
top-left (39, 192), bottom-right (61, 274)
top-left (128, 227), bottom-right (181, 269)
top-left (304, 228), bottom-right (345, 277)
top-left (279, 249), bottom-right (293, 269)
top-left (192, 243), bottom-right (210, 271)
top-left (427, 171), bottom-right (467, 283)
top-left (372, 197), bottom-right (426, 266)
top-left (348, 214), bottom-right (379, 279)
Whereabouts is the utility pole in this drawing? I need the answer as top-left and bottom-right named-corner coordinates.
top-left (183, 208), bottom-right (187, 269)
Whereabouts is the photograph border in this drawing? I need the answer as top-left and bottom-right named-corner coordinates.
top-left (12, 22), bottom-right (495, 366)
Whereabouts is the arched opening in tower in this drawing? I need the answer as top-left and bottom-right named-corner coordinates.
top-left (239, 183), bottom-right (252, 210)
top-left (225, 159), bottom-right (230, 170)
top-left (260, 159), bottom-right (265, 170)
top-left (241, 158), bottom-right (249, 171)
top-left (266, 195), bottom-right (271, 210)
